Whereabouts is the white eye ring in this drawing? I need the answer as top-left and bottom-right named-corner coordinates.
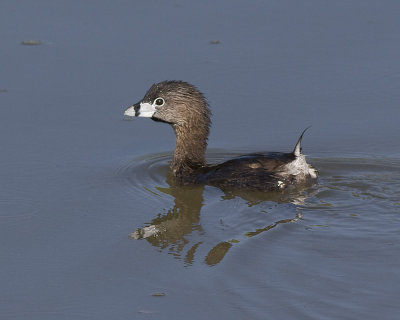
top-left (153, 97), bottom-right (165, 107)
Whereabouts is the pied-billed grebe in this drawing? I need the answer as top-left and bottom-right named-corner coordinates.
top-left (124, 81), bottom-right (317, 190)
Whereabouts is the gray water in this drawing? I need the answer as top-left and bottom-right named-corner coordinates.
top-left (1, 1), bottom-right (400, 319)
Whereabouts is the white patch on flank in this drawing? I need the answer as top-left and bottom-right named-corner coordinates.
top-left (284, 155), bottom-right (318, 180)
top-left (137, 102), bottom-right (156, 117)
top-left (308, 166), bottom-right (318, 179)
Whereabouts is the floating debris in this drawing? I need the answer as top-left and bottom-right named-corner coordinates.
top-left (138, 309), bottom-right (158, 314)
top-left (21, 40), bottom-right (42, 46)
top-left (151, 292), bottom-right (166, 297)
top-left (209, 40), bottom-right (221, 45)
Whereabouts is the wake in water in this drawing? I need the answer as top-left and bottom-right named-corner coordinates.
top-left (117, 152), bottom-right (400, 266)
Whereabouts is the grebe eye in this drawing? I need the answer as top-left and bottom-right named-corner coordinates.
top-left (154, 98), bottom-right (165, 106)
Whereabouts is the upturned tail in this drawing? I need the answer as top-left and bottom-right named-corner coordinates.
top-left (292, 127), bottom-right (311, 157)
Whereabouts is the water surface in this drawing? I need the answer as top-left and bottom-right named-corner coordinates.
top-left (1, 1), bottom-right (399, 319)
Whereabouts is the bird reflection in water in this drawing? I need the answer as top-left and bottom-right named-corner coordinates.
top-left (130, 172), bottom-right (307, 266)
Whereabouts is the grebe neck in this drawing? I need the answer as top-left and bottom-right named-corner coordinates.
top-left (171, 121), bottom-right (209, 176)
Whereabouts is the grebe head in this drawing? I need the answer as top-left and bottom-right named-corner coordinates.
top-left (124, 80), bottom-right (211, 129)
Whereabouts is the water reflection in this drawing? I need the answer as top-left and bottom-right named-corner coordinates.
top-left (130, 172), bottom-right (306, 266)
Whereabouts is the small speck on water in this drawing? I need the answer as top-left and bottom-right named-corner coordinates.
top-left (138, 309), bottom-right (158, 314)
top-left (0, 89), bottom-right (8, 93)
top-left (152, 292), bottom-right (165, 297)
top-left (209, 40), bottom-right (221, 45)
top-left (21, 40), bottom-right (42, 46)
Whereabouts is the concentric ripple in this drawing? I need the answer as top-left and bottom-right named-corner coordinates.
top-left (115, 151), bottom-right (400, 207)
top-left (114, 150), bottom-right (246, 199)
top-left (114, 152), bottom-right (171, 201)
top-left (312, 156), bottom-right (400, 205)
top-left (115, 151), bottom-right (400, 265)
top-left (303, 155), bottom-right (400, 235)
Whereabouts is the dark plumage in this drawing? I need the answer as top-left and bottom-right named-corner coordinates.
top-left (124, 81), bottom-right (317, 190)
